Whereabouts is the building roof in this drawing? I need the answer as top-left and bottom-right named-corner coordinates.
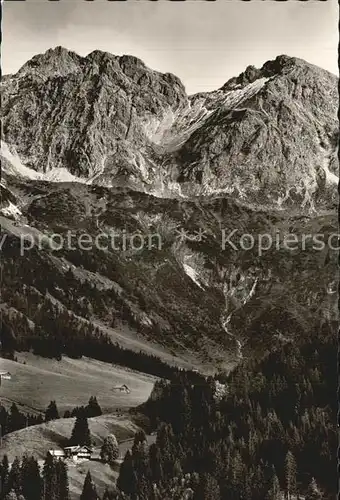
top-left (113, 384), bottom-right (130, 392)
top-left (48, 449), bottom-right (65, 456)
top-left (64, 445), bottom-right (92, 453)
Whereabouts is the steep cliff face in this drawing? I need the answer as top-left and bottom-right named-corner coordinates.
top-left (1, 47), bottom-right (187, 188)
top-left (1, 50), bottom-right (338, 211)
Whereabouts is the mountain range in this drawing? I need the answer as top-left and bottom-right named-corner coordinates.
top-left (0, 48), bottom-right (338, 371)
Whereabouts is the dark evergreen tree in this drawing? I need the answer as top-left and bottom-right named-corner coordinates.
top-left (155, 423), bottom-right (177, 479)
top-left (1, 455), bottom-right (10, 497)
top-left (85, 397), bottom-right (102, 418)
top-left (7, 458), bottom-right (21, 497)
top-left (8, 405), bottom-right (24, 433)
top-left (102, 489), bottom-right (111, 500)
top-left (116, 450), bottom-right (137, 497)
top-left (131, 440), bottom-right (151, 498)
top-left (21, 456), bottom-right (42, 500)
top-left (305, 478), bottom-right (323, 500)
top-left (0, 405), bottom-right (42, 436)
top-left (42, 453), bottom-right (57, 500)
top-left (266, 469), bottom-right (281, 500)
top-left (69, 410), bottom-right (91, 446)
top-left (229, 450), bottom-right (244, 495)
top-left (284, 451), bottom-right (297, 500)
top-left (195, 473), bottom-right (220, 500)
top-left (0, 406), bottom-right (9, 436)
top-left (149, 444), bottom-right (163, 483)
top-left (0, 320), bottom-right (16, 359)
top-left (45, 401), bottom-right (59, 422)
top-left (56, 460), bottom-right (69, 500)
top-left (102, 488), bottom-right (120, 500)
top-left (80, 471), bottom-right (98, 500)
top-left (168, 382), bottom-right (191, 436)
top-left (133, 429), bottom-right (147, 448)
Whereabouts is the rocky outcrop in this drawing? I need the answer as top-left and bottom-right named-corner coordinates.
top-left (172, 56), bottom-right (338, 210)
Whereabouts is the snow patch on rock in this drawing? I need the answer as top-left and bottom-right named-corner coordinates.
top-left (44, 167), bottom-right (89, 184)
top-left (0, 201), bottom-right (22, 220)
top-left (1, 141), bottom-right (89, 185)
top-left (183, 262), bottom-right (204, 289)
top-left (1, 141), bottom-right (43, 180)
top-left (322, 159), bottom-right (339, 187)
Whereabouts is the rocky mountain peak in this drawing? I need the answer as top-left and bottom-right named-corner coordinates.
top-left (261, 54), bottom-right (304, 75)
top-left (17, 46), bottom-right (83, 80)
top-left (221, 54), bottom-right (333, 91)
top-left (44, 45), bottom-right (76, 58)
top-left (119, 54), bottom-right (147, 69)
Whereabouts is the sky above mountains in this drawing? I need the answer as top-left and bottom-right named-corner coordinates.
top-left (2, 0), bottom-right (338, 95)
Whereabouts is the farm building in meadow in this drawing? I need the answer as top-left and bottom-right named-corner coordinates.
top-left (0, 372), bottom-right (12, 386)
top-left (64, 445), bottom-right (93, 462)
top-left (113, 384), bottom-right (130, 394)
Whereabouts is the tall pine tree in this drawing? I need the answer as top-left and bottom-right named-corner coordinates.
top-left (195, 473), bottom-right (221, 500)
top-left (56, 460), bottom-right (69, 500)
top-left (1, 455), bottom-right (10, 497)
top-left (42, 453), bottom-right (58, 500)
top-left (85, 397), bottom-right (102, 418)
top-left (284, 451), bottom-right (297, 500)
top-left (21, 456), bottom-right (42, 500)
top-left (117, 450), bottom-right (137, 497)
top-left (45, 401), bottom-right (59, 422)
top-left (69, 411), bottom-right (91, 447)
top-left (149, 444), bottom-right (163, 484)
top-left (305, 478), bottom-right (323, 500)
top-left (266, 469), bottom-right (281, 500)
top-left (80, 471), bottom-right (98, 500)
top-left (7, 458), bottom-right (21, 498)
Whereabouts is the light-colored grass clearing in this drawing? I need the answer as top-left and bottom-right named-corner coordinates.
top-left (67, 459), bottom-right (119, 499)
top-left (0, 352), bottom-right (156, 414)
